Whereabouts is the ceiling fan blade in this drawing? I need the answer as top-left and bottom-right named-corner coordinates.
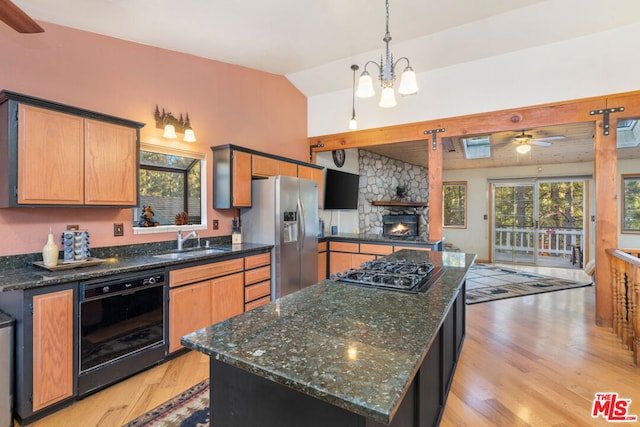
top-left (531, 135), bottom-right (566, 141)
top-left (530, 140), bottom-right (552, 147)
top-left (0, 0), bottom-right (44, 33)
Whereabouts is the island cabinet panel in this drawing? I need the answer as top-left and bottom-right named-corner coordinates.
top-left (169, 281), bottom-right (212, 353)
top-left (211, 273), bottom-right (244, 324)
top-left (32, 289), bottom-right (74, 412)
top-left (17, 105), bottom-right (84, 205)
top-left (84, 119), bottom-right (137, 205)
top-left (1, 92), bottom-right (143, 207)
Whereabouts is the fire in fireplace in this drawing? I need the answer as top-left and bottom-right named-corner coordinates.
top-left (382, 214), bottom-right (419, 238)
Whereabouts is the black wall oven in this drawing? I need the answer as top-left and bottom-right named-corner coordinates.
top-left (78, 270), bottom-right (166, 396)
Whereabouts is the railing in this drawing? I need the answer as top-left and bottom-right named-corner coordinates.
top-left (494, 227), bottom-right (583, 257)
top-left (607, 248), bottom-right (640, 366)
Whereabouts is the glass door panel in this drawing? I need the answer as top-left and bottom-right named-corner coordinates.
top-left (492, 183), bottom-right (537, 264)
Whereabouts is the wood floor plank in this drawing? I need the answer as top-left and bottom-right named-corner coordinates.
top-left (21, 283), bottom-right (640, 427)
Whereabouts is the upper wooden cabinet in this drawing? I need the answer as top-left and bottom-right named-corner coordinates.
top-left (212, 144), bottom-right (323, 209)
top-left (0, 91), bottom-right (144, 207)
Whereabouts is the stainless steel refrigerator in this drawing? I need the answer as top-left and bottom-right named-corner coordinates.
top-left (240, 176), bottom-right (318, 298)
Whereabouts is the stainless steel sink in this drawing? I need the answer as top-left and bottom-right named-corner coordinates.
top-left (153, 248), bottom-right (228, 260)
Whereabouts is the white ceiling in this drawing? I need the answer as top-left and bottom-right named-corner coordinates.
top-left (13, 0), bottom-right (640, 98)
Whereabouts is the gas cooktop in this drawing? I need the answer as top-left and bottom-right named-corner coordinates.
top-left (333, 259), bottom-right (442, 294)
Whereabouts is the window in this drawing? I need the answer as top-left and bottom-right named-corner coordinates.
top-left (443, 182), bottom-right (467, 228)
top-left (461, 136), bottom-right (491, 159)
top-left (622, 174), bottom-right (640, 233)
top-left (133, 144), bottom-right (206, 234)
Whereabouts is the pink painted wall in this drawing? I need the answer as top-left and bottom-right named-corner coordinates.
top-left (0, 22), bottom-right (308, 256)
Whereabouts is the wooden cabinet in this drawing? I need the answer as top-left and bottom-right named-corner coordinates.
top-left (244, 252), bottom-right (271, 311)
top-left (169, 252), bottom-right (271, 352)
top-left (32, 289), bottom-right (74, 412)
top-left (212, 273), bottom-right (245, 324)
top-left (212, 147), bottom-right (252, 208)
top-left (0, 91), bottom-right (143, 207)
top-left (211, 144), bottom-right (323, 208)
top-left (0, 282), bottom-right (77, 421)
top-left (394, 245), bottom-right (432, 252)
top-left (328, 241), bottom-right (401, 276)
top-left (169, 257), bottom-right (244, 352)
top-left (318, 241), bottom-right (327, 281)
top-left (169, 281), bottom-right (212, 353)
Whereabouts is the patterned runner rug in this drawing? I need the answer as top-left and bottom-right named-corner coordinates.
top-left (466, 263), bottom-right (592, 304)
top-left (122, 379), bottom-right (210, 427)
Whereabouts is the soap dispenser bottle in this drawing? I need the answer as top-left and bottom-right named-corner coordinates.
top-left (42, 227), bottom-right (59, 267)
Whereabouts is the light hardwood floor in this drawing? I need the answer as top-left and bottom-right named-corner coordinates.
top-left (22, 278), bottom-right (640, 427)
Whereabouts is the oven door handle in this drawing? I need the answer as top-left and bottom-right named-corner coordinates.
top-left (80, 282), bottom-right (164, 302)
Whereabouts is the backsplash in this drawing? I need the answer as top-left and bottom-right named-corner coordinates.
top-left (358, 150), bottom-right (429, 239)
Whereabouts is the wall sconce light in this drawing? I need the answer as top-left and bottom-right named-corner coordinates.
top-left (154, 105), bottom-right (197, 142)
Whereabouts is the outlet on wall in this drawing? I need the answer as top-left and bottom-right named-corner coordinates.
top-left (113, 223), bottom-right (124, 236)
top-left (213, 219), bottom-right (219, 230)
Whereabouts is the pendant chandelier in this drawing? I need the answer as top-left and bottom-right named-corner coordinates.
top-left (355, 0), bottom-right (419, 108)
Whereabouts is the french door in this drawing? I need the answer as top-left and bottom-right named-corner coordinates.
top-left (491, 179), bottom-right (586, 266)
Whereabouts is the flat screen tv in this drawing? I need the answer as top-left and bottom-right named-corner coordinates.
top-left (324, 169), bottom-right (359, 210)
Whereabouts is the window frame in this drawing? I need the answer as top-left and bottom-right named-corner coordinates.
top-left (443, 181), bottom-right (468, 229)
top-left (621, 174), bottom-right (640, 234)
top-left (133, 143), bottom-right (207, 235)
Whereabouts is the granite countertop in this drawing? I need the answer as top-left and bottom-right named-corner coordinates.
top-left (0, 242), bottom-right (272, 293)
top-left (182, 250), bottom-right (475, 424)
top-left (319, 232), bottom-right (442, 246)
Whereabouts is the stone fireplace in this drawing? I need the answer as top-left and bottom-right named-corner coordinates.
top-left (358, 150), bottom-right (429, 240)
top-left (382, 214), bottom-right (419, 238)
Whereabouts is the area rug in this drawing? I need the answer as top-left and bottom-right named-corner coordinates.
top-left (122, 379), bottom-right (210, 427)
top-left (465, 263), bottom-right (592, 304)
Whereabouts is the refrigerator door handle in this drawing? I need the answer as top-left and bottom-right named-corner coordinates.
top-left (298, 198), bottom-right (306, 250)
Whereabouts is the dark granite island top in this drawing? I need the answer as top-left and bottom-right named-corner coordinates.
top-left (182, 250), bottom-right (475, 426)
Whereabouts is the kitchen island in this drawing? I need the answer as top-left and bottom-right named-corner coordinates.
top-left (182, 250), bottom-right (474, 426)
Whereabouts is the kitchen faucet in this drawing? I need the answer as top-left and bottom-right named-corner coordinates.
top-left (177, 230), bottom-right (198, 250)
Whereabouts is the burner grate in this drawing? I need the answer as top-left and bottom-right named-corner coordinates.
top-left (335, 259), bottom-right (438, 293)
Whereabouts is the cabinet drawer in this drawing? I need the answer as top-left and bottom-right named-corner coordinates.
top-left (245, 280), bottom-right (271, 302)
top-left (329, 241), bottom-right (359, 253)
top-left (170, 258), bottom-right (244, 287)
top-left (245, 252), bottom-right (270, 269)
top-left (317, 241), bottom-right (327, 252)
top-left (245, 265), bottom-right (271, 285)
top-left (359, 243), bottom-right (393, 255)
top-left (245, 295), bottom-right (271, 312)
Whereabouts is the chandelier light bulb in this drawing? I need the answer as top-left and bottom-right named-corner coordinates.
top-left (398, 67), bottom-right (419, 95)
top-left (379, 87), bottom-right (397, 108)
top-left (356, 71), bottom-right (375, 98)
top-left (516, 143), bottom-right (531, 154)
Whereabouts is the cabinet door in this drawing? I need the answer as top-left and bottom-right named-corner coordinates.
top-left (32, 289), bottom-right (74, 411)
top-left (329, 252), bottom-right (353, 276)
top-left (211, 273), bottom-right (244, 324)
top-left (169, 281), bottom-right (212, 353)
top-left (17, 105), bottom-right (84, 205)
top-left (278, 161), bottom-right (297, 177)
top-left (84, 119), bottom-right (138, 205)
top-left (352, 253), bottom-right (375, 269)
top-left (318, 251), bottom-right (327, 281)
top-left (298, 165), bottom-right (324, 209)
top-left (232, 150), bottom-right (252, 207)
top-left (251, 155), bottom-right (279, 177)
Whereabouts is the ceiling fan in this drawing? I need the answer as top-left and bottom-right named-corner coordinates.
top-left (511, 130), bottom-right (565, 154)
top-left (0, 0), bottom-right (44, 33)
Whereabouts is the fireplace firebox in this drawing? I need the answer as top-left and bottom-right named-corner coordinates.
top-left (382, 214), bottom-right (419, 238)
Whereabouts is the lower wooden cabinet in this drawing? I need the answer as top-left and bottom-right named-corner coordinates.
top-left (169, 281), bottom-right (212, 353)
top-left (244, 252), bottom-right (272, 311)
top-left (212, 273), bottom-right (244, 324)
top-left (32, 289), bottom-right (74, 412)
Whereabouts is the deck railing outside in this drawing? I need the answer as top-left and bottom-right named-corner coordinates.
top-left (494, 227), bottom-right (583, 258)
top-left (607, 248), bottom-right (640, 366)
